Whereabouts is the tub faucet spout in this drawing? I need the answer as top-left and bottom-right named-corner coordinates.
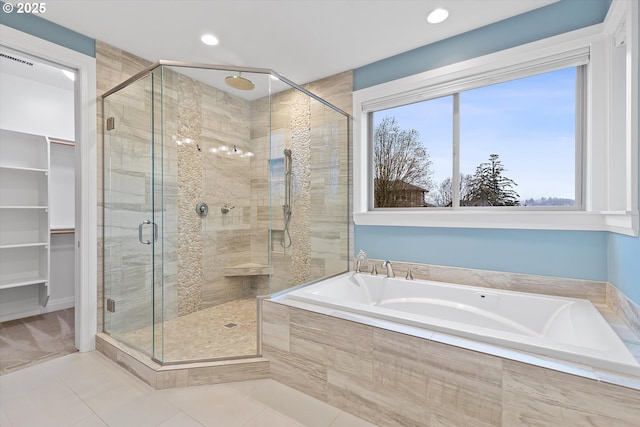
top-left (381, 260), bottom-right (395, 278)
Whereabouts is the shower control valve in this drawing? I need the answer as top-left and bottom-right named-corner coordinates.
top-left (196, 202), bottom-right (209, 217)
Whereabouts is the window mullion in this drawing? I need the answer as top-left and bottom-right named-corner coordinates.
top-left (452, 93), bottom-right (460, 208)
top-left (575, 65), bottom-right (586, 210)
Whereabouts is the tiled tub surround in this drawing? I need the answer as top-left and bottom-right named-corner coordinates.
top-left (264, 263), bottom-right (640, 426)
top-left (286, 273), bottom-right (640, 375)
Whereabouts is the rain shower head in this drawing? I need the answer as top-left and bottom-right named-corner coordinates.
top-left (225, 72), bottom-right (255, 90)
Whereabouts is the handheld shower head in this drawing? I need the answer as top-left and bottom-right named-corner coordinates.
top-left (281, 148), bottom-right (293, 249)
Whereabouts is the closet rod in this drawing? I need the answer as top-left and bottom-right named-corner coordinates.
top-left (49, 139), bottom-right (75, 147)
top-left (50, 229), bottom-right (75, 235)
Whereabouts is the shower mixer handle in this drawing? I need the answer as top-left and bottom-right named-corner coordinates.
top-left (196, 202), bottom-right (209, 217)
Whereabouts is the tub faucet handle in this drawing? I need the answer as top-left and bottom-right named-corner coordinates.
top-left (355, 250), bottom-right (368, 273)
top-left (406, 269), bottom-right (414, 280)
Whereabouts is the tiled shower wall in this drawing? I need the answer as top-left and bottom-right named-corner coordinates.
top-left (252, 72), bottom-right (352, 294)
top-left (163, 68), bottom-right (260, 314)
top-left (97, 41), bottom-right (353, 335)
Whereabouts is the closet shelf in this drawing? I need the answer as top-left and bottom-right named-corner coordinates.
top-left (0, 165), bottom-right (48, 173)
top-left (0, 278), bottom-right (48, 290)
top-left (0, 206), bottom-right (48, 209)
top-left (0, 243), bottom-right (48, 249)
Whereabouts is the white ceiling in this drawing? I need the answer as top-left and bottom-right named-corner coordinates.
top-left (40, 0), bottom-right (557, 86)
top-left (0, 46), bottom-right (75, 90)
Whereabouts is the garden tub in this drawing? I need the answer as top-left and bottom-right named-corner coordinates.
top-left (284, 272), bottom-right (640, 375)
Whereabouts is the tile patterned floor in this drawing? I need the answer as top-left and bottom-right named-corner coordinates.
top-left (122, 298), bottom-right (257, 362)
top-left (0, 351), bottom-right (376, 427)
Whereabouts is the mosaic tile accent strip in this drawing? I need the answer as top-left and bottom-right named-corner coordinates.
top-left (177, 74), bottom-right (204, 316)
top-left (291, 90), bottom-right (312, 285)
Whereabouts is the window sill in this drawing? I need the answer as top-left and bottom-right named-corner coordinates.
top-left (353, 210), bottom-right (639, 236)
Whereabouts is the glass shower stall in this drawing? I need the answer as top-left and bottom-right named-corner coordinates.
top-left (102, 62), bottom-right (349, 364)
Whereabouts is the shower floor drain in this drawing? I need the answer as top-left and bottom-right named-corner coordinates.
top-left (224, 323), bottom-right (237, 328)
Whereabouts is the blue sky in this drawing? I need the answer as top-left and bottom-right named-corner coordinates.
top-left (374, 67), bottom-right (576, 202)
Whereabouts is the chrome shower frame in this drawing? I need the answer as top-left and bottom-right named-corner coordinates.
top-left (101, 60), bottom-right (349, 117)
top-left (101, 59), bottom-right (351, 367)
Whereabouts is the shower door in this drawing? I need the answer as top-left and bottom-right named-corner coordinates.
top-left (103, 71), bottom-right (163, 358)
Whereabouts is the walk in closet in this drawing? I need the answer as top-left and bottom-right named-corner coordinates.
top-left (0, 46), bottom-right (76, 322)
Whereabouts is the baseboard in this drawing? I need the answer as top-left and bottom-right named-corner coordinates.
top-left (95, 333), bottom-right (270, 389)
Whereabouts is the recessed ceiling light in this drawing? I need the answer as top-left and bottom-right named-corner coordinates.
top-left (200, 34), bottom-right (219, 46)
top-left (427, 8), bottom-right (449, 24)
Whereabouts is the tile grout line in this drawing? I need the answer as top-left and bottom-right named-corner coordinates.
top-left (52, 366), bottom-right (109, 427)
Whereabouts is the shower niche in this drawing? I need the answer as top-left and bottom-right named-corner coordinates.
top-left (102, 62), bottom-right (349, 364)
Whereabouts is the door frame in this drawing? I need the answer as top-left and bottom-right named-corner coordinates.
top-left (1, 24), bottom-right (98, 352)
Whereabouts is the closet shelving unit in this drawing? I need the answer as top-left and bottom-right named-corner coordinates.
top-left (0, 129), bottom-right (50, 306)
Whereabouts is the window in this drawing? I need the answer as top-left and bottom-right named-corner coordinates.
top-left (353, 11), bottom-right (638, 235)
top-left (372, 66), bottom-right (582, 209)
top-left (373, 96), bottom-right (452, 208)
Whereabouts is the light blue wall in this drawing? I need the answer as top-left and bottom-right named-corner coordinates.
top-left (609, 234), bottom-right (640, 303)
top-left (355, 226), bottom-right (608, 281)
top-left (354, 0), bottom-right (611, 90)
top-left (0, 1), bottom-right (95, 57)
top-left (353, 0), bottom-right (640, 303)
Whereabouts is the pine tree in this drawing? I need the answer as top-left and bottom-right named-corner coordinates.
top-left (464, 154), bottom-right (519, 206)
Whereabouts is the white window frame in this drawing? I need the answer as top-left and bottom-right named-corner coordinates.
top-left (353, 0), bottom-right (638, 236)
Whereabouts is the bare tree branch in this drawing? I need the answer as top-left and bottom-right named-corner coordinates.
top-left (374, 117), bottom-right (433, 207)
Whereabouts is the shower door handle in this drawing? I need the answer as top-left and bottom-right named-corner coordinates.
top-left (138, 220), bottom-right (158, 245)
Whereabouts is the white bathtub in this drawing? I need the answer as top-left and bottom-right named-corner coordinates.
top-left (284, 272), bottom-right (640, 375)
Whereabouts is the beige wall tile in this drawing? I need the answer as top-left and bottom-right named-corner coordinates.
top-left (187, 360), bottom-right (270, 386)
top-left (265, 344), bottom-right (328, 401)
top-left (264, 298), bottom-right (640, 427)
top-left (607, 283), bottom-right (640, 340)
top-left (503, 360), bottom-right (640, 425)
top-left (262, 301), bottom-right (290, 351)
